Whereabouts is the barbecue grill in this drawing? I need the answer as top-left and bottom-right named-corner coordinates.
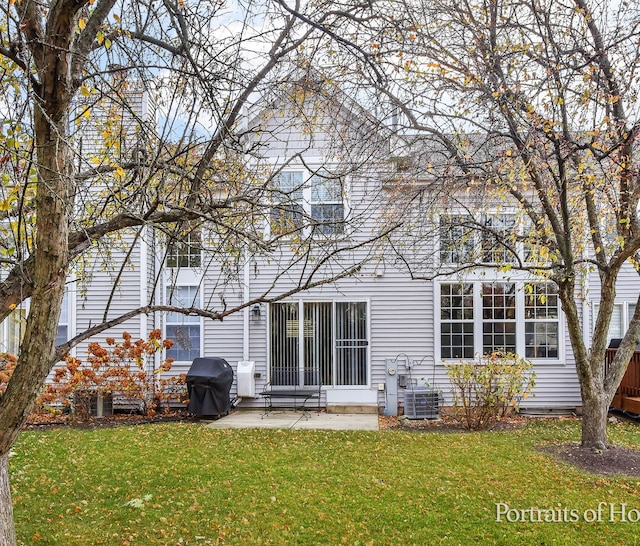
top-left (185, 357), bottom-right (234, 417)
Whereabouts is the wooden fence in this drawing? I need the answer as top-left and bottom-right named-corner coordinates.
top-left (605, 348), bottom-right (640, 414)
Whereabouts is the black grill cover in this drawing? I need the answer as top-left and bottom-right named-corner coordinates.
top-left (186, 357), bottom-right (234, 416)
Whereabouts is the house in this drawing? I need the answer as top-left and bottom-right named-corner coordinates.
top-left (4, 75), bottom-right (633, 416)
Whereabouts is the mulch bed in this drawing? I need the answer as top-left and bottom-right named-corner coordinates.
top-left (22, 411), bottom-right (191, 431)
top-left (542, 444), bottom-right (640, 477)
top-left (378, 412), bottom-right (529, 433)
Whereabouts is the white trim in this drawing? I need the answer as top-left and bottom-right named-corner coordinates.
top-left (242, 254), bottom-right (250, 362)
top-left (139, 226), bottom-right (148, 341)
top-left (267, 298), bottom-right (371, 388)
top-left (326, 389), bottom-right (377, 404)
top-left (434, 279), bottom-right (564, 365)
top-left (265, 165), bottom-right (350, 240)
top-left (67, 275), bottom-right (77, 356)
top-left (163, 282), bottom-right (204, 363)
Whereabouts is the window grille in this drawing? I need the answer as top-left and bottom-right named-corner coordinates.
top-left (165, 286), bottom-right (201, 361)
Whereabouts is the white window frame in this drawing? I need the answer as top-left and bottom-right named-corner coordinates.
top-left (438, 212), bottom-right (520, 266)
top-left (435, 278), bottom-right (563, 364)
top-left (0, 306), bottom-right (27, 355)
top-left (268, 165), bottom-right (348, 239)
top-left (56, 286), bottom-right (76, 348)
top-left (166, 225), bottom-right (202, 269)
top-left (592, 301), bottom-right (637, 346)
top-left (164, 283), bottom-right (203, 363)
top-left (267, 299), bottom-right (370, 388)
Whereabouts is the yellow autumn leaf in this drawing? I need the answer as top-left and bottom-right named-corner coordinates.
top-left (78, 18), bottom-right (86, 31)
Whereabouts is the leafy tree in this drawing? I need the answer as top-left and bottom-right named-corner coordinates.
top-left (364, 0), bottom-right (640, 450)
top-left (0, 0), bottom-right (386, 542)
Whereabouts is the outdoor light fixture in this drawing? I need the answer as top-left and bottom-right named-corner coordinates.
top-left (251, 303), bottom-right (262, 320)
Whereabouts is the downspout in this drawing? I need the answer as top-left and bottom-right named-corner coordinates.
top-left (243, 250), bottom-right (250, 362)
top-left (582, 269), bottom-right (591, 350)
top-left (140, 226), bottom-right (148, 342)
top-left (154, 228), bottom-right (163, 385)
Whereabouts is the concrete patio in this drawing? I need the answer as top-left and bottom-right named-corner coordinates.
top-left (205, 410), bottom-right (380, 431)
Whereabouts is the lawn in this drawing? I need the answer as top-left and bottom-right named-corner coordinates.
top-left (9, 419), bottom-right (640, 545)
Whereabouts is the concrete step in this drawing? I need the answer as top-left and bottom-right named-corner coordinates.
top-left (326, 404), bottom-right (378, 415)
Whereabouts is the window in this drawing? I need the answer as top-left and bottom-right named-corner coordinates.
top-left (310, 174), bottom-right (344, 235)
top-left (166, 227), bottom-right (202, 268)
top-left (270, 301), bottom-right (368, 387)
top-left (0, 308), bottom-right (26, 355)
top-left (439, 213), bottom-right (517, 265)
top-left (271, 171), bottom-right (305, 234)
top-left (440, 283), bottom-right (474, 358)
top-left (482, 215), bottom-right (517, 264)
top-left (439, 216), bottom-right (474, 264)
top-left (482, 283), bottom-right (516, 354)
top-left (56, 291), bottom-right (70, 346)
top-left (165, 286), bottom-right (201, 361)
top-left (524, 283), bottom-right (559, 358)
top-left (593, 301), bottom-right (636, 345)
top-left (271, 170), bottom-right (345, 236)
top-left (439, 281), bottom-right (560, 360)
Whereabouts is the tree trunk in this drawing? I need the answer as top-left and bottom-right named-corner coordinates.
top-left (0, 454), bottom-right (16, 545)
top-left (0, 94), bottom-right (72, 546)
top-left (581, 391), bottom-right (610, 450)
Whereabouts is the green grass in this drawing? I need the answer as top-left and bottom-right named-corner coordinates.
top-left (9, 419), bottom-right (640, 545)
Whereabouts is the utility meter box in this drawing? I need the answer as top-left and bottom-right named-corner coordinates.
top-left (237, 361), bottom-right (256, 398)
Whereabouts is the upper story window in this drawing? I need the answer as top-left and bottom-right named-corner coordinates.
top-left (310, 174), bottom-right (344, 235)
top-left (270, 170), bottom-right (345, 237)
top-left (271, 171), bottom-right (305, 234)
top-left (482, 215), bottom-right (517, 264)
top-left (167, 227), bottom-right (202, 268)
top-left (439, 215), bottom-right (474, 264)
top-left (439, 213), bottom-right (517, 265)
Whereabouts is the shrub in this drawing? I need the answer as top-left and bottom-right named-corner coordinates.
top-left (44, 329), bottom-right (186, 419)
top-left (0, 353), bottom-right (17, 394)
top-left (445, 352), bottom-right (536, 430)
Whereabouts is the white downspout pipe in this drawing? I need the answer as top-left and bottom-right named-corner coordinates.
top-left (243, 251), bottom-right (250, 362)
